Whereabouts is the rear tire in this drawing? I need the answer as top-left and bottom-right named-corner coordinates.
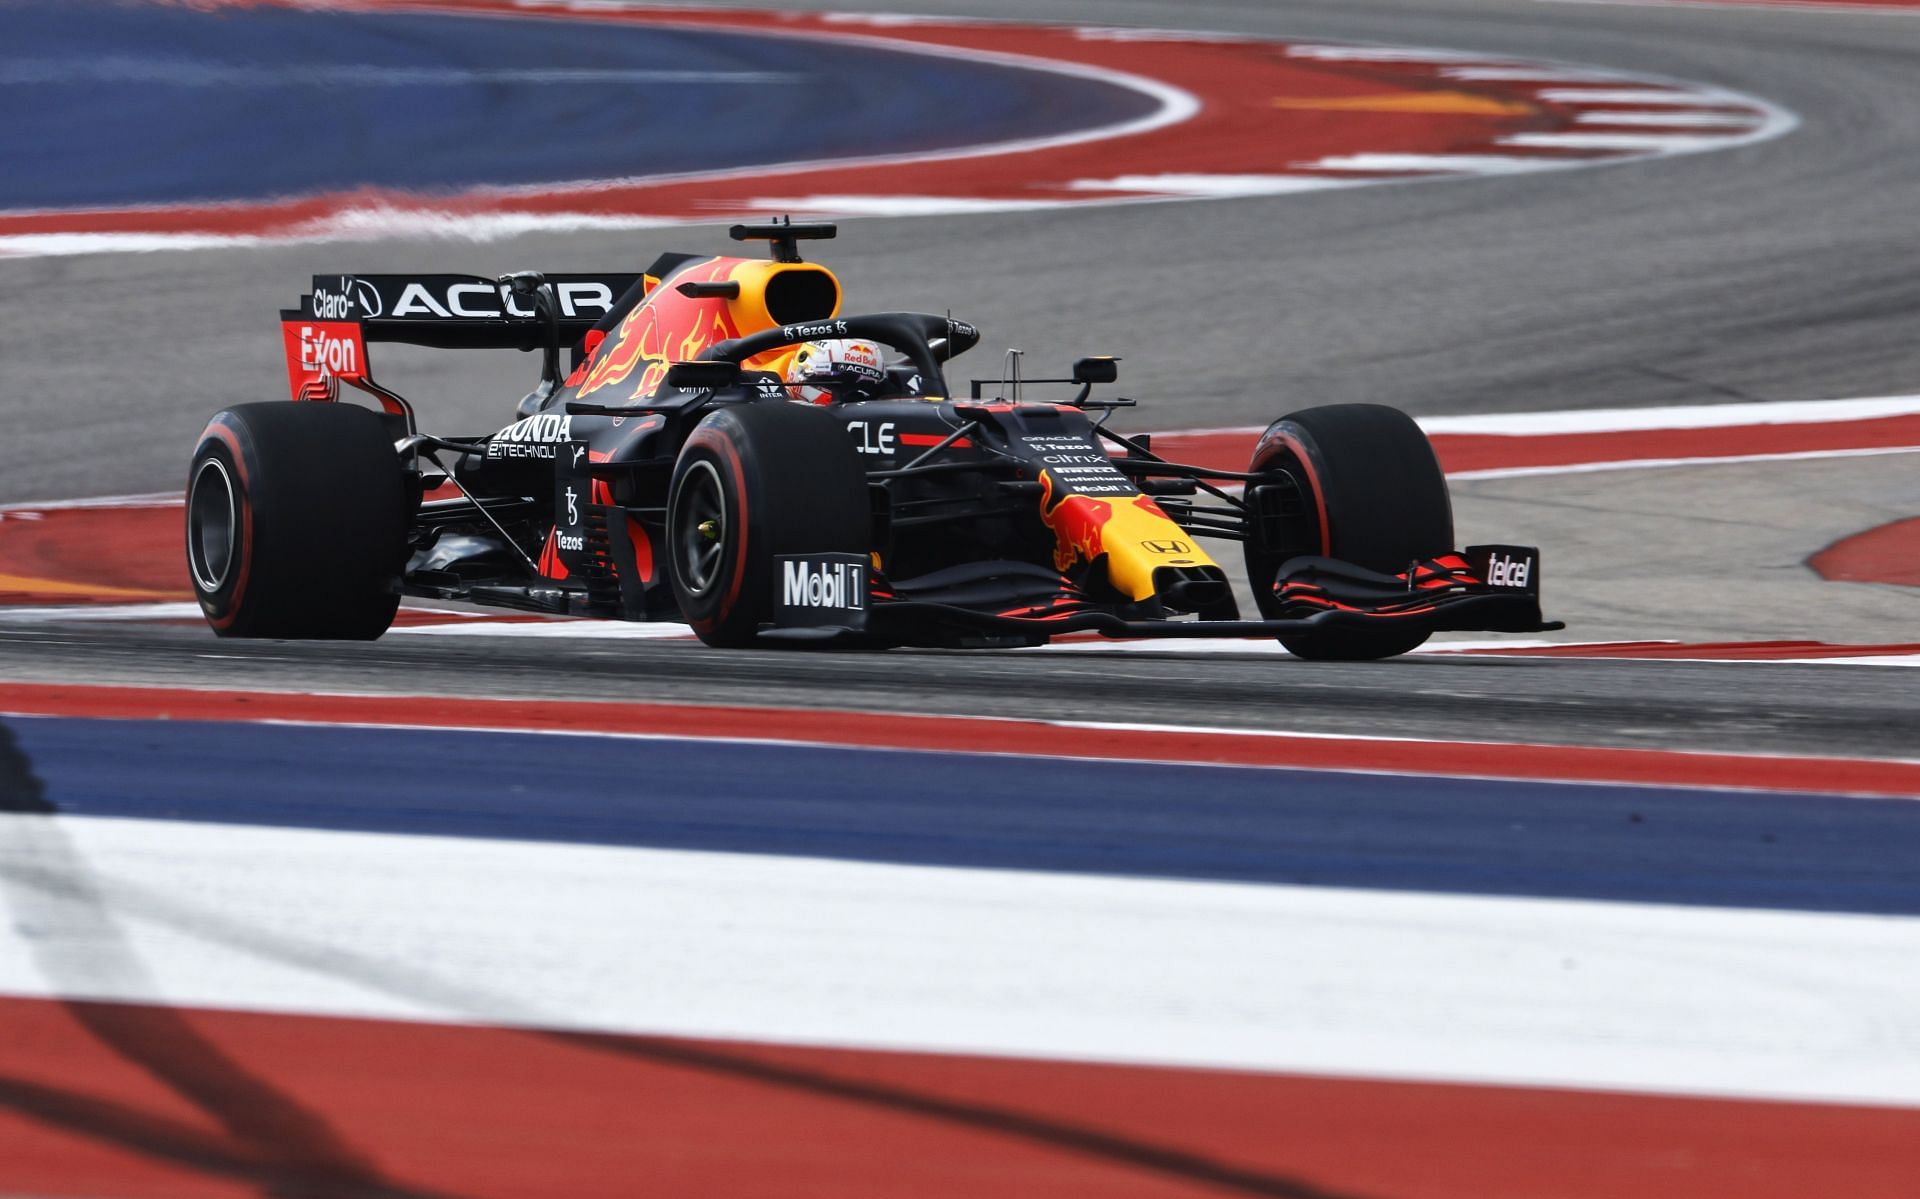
top-left (1243, 403), bottom-right (1453, 661)
top-left (186, 402), bottom-right (409, 639)
top-left (666, 403), bottom-right (870, 647)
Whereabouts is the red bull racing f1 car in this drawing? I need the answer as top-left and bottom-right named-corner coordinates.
top-left (186, 223), bottom-right (1560, 659)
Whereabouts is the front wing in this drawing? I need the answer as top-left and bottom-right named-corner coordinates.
top-left (766, 546), bottom-right (1561, 643)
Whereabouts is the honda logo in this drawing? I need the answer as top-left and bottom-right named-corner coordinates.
top-left (1141, 539), bottom-right (1192, 555)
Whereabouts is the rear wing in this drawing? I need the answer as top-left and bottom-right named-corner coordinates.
top-left (280, 272), bottom-right (643, 402)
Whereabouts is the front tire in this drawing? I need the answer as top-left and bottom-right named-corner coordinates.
top-left (186, 402), bottom-right (409, 639)
top-left (666, 403), bottom-right (870, 647)
top-left (1244, 403), bottom-right (1453, 661)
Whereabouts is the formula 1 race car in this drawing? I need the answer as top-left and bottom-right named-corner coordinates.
top-left (185, 223), bottom-right (1560, 658)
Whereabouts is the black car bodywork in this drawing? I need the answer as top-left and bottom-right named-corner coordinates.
top-left (188, 224), bottom-right (1558, 657)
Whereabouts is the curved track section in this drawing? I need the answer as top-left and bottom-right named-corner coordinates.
top-left (3, 1), bottom-right (1920, 492)
top-left (0, 1), bottom-right (1793, 249)
top-left (0, 3), bottom-right (1169, 212)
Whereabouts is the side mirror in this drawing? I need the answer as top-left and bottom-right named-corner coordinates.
top-left (664, 360), bottom-right (742, 391)
top-left (1072, 356), bottom-right (1119, 385)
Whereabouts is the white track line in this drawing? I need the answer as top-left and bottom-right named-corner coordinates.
top-left (1575, 110), bottom-right (1763, 126)
top-left (1152, 394), bottom-right (1920, 440)
top-left (1063, 174), bottom-right (1368, 197)
top-left (1538, 0), bottom-right (1920, 13)
top-left (1305, 153), bottom-right (1568, 175)
top-left (1286, 45), bottom-right (1521, 62)
top-left (1070, 25), bottom-right (1260, 43)
top-left (1500, 131), bottom-right (1748, 151)
top-left (4, 814), bottom-right (1918, 1106)
top-left (0, 603), bottom-right (204, 623)
top-left (1441, 65), bottom-right (1631, 81)
top-left (0, 492), bottom-right (181, 514)
top-left (1535, 87), bottom-right (1754, 104)
top-left (1450, 444), bottom-right (1920, 479)
top-left (387, 619), bottom-right (694, 639)
top-left (1426, 393), bottom-right (1920, 433)
top-left (734, 194), bottom-right (1079, 216)
top-left (1021, 636), bottom-right (1920, 662)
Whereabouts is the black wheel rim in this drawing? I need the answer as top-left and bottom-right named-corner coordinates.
top-left (187, 457), bottom-right (237, 593)
top-left (674, 460), bottom-right (727, 597)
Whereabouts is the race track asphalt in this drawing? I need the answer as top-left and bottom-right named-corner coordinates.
top-left (2, 0), bottom-right (1917, 753)
top-left (1, 621), bottom-right (1914, 759)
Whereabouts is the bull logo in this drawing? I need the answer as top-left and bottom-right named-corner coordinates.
top-left (1039, 472), bottom-right (1114, 572)
top-left (577, 260), bottom-right (740, 401)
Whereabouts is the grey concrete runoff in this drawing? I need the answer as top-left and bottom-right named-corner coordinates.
top-left (1446, 452), bottom-right (1920, 646)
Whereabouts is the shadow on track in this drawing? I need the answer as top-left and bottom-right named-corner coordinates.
top-left (0, 719), bottom-right (464, 1199)
top-left (0, 757), bottom-right (1375, 1198)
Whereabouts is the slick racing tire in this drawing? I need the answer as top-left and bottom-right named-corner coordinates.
top-left (1244, 403), bottom-right (1453, 661)
top-left (186, 402), bottom-right (409, 639)
top-left (667, 403), bottom-right (870, 647)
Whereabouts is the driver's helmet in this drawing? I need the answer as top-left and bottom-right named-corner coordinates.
top-left (784, 338), bottom-right (887, 405)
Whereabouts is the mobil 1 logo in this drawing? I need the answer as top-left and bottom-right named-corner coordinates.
top-left (1467, 545), bottom-right (1540, 593)
top-left (773, 553), bottom-right (868, 629)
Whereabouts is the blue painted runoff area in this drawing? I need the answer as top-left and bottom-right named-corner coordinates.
top-left (2, 0), bottom-right (1157, 210)
top-left (3, 714), bottom-right (1917, 917)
